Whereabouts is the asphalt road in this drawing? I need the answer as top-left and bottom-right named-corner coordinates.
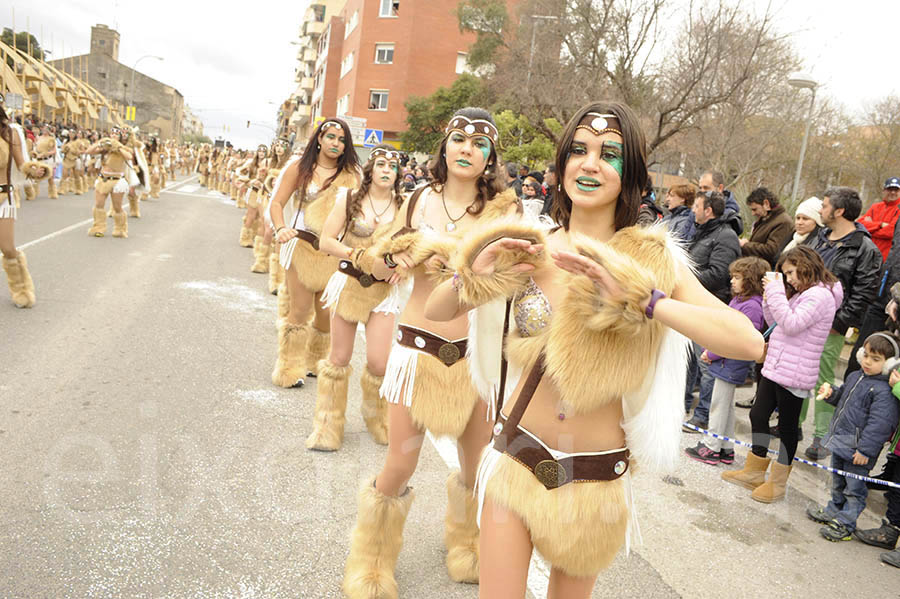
top-left (1, 178), bottom-right (895, 598)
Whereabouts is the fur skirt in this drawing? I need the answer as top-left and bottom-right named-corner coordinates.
top-left (320, 272), bottom-right (407, 324)
top-left (476, 444), bottom-right (640, 578)
top-left (289, 236), bottom-right (339, 294)
top-left (95, 177), bottom-right (129, 195)
top-left (381, 342), bottom-right (480, 439)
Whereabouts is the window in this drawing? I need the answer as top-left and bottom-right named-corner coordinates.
top-left (340, 52), bottom-right (355, 78)
top-left (455, 52), bottom-right (470, 75)
top-left (98, 71), bottom-right (107, 79)
top-left (379, 0), bottom-right (399, 17)
top-left (99, 39), bottom-right (106, 46)
top-left (369, 90), bottom-right (389, 111)
top-left (337, 94), bottom-right (350, 116)
top-left (374, 43), bottom-right (394, 64)
top-left (344, 10), bottom-right (358, 38)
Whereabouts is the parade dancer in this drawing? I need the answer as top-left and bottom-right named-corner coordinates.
top-left (147, 138), bottom-right (162, 199)
top-left (309, 144), bottom-right (406, 451)
top-left (125, 132), bottom-right (150, 218)
top-left (1, 102), bottom-right (49, 308)
top-left (85, 127), bottom-right (134, 238)
top-left (423, 102), bottom-right (764, 599)
top-left (342, 108), bottom-right (517, 598)
top-left (238, 145), bottom-right (267, 249)
top-left (59, 130), bottom-right (79, 195)
top-left (32, 126), bottom-right (59, 199)
top-left (263, 142), bottom-right (292, 295)
top-left (196, 145), bottom-right (210, 187)
top-left (269, 119), bottom-right (360, 388)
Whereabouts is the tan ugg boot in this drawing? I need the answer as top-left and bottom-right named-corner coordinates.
top-left (24, 183), bottom-right (35, 201)
top-left (444, 472), bottom-right (479, 583)
top-left (306, 327), bottom-right (330, 377)
top-left (251, 241), bottom-right (270, 274)
top-left (88, 207), bottom-right (107, 237)
top-left (129, 196), bottom-right (141, 218)
top-left (306, 360), bottom-right (352, 451)
top-left (268, 252), bottom-right (281, 295)
top-left (721, 452), bottom-right (770, 490)
top-left (343, 478), bottom-right (414, 599)
top-left (239, 226), bottom-right (254, 248)
top-left (360, 368), bottom-right (389, 445)
top-left (751, 461), bottom-right (792, 503)
top-left (48, 178), bottom-right (59, 199)
top-left (112, 211), bottom-right (128, 238)
top-left (2, 251), bottom-right (36, 308)
top-left (271, 322), bottom-right (309, 388)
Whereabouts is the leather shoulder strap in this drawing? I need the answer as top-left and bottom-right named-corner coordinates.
top-left (495, 299), bottom-right (513, 423)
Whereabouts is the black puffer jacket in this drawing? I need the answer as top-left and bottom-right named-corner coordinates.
top-left (873, 225), bottom-right (900, 310)
top-left (688, 213), bottom-right (742, 302)
top-left (812, 225), bottom-right (881, 334)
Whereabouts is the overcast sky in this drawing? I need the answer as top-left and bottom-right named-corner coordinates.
top-left (5, 0), bottom-right (899, 149)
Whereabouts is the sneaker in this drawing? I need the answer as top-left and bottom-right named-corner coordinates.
top-left (682, 416), bottom-right (707, 433)
top-left (806, 505), bottom-right (832, 524)
top-left (881, 549), bottom-right (900, 568)
top-left (820, 520), bottom-right (852, 542)
top-left (854, 519), bottom-right (900, 549)
top-left (685, 442), bottom-right (720, 465)
top-left (804, 437), bottom-right (831, 461)
top-left (718, 449), bottom-right (735, 465)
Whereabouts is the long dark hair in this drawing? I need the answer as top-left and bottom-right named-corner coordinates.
top-left (348, 143), bottom-right (403, 221)
top-left (550, 101), bottom-right (648, 230)
top-left (295, 118), bottom-right (360, 198)
top-left (0, 105), bottom-right (11, 145)
top-left (776, 246), bottom-right (839, 299)
top-left (427, 107), bottom-right (505, 216)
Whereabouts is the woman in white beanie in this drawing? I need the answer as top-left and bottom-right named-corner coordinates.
top-left (780, 196), bottom-right (823, 256)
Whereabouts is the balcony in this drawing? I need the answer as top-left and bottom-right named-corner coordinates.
top-left (299, 77), bottom-right (314, 91)
top-left (305, 20), bottom-right (326, 37)
top-left (290, 104), bottom-right (311, 127)
top-left (303, 48), bottom-right (317, 63)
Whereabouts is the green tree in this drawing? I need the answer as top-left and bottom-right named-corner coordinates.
top-left (1, 28), bottom-right (44, 61)
top-left (400, 74), bottom-right (484, 153)
top-left (493, 109), bottom-right (558, 169)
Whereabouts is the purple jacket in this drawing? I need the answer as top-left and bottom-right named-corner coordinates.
top-left (707, 295), bottom-right (765, 385)
top-left (761, 280), bottom-right (843, 390)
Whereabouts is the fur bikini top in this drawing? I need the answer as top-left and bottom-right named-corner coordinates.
top-left (453, 220), bottom-right (693, 472)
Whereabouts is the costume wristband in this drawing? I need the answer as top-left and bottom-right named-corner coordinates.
top-left (644, 289), bottom-right (666, 319)
top-left (384, 253), bottom-right (398, 269)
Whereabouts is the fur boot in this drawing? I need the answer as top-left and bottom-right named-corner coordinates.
top-left (3, 250), bottom-right (36, 308)
top-left (268, 252), bottom-right (281, 295)
top-left (24, 183), bottom-right (35, 201)
top-left (360, 368), bottom-right (389, 445)
top-left (112, 211), bottom-right (128, 238)
top-left (59, 177), bottom-right (70, 195)
top-left (239, 226), bottom-right (254, 248)
top-left (444, 472), bottom-right (479, 583)
top-left (48, 178), bottom-right (59, 199)
top-left (251, 237), bottom-right (269, 273)
top-left (306, 327), bottom-right (330, 377)
top-left (276, 281), bottom-right (290, 324)
top-left (751, 461), bottom-right (791, 503)
top-left (129, 196), bottom-right (141, 218)
top-left (271, 322), bottom-right (309, 388)
top-left (78, 175), bottom-right (87, 195)
top-left (343, 479), bottom-right (414, 599)
top-left (721, 452), bottom-right (770, 490)
top-left (88, 207), bottom-right (107, 237)
top-left (306, 360), bottom-right (352, 451)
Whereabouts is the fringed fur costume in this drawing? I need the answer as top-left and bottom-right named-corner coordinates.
top-left (454, 220), bottom-right (691, 578)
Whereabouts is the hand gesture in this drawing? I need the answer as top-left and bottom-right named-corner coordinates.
top-left (551, 250), bottom-right (623, 301)
top-left (472, 238), bottom-right (542, 276)
top-left (424, 254), bottom-right (449, 275)
top-left (700, 350), bottom-right (711, 364)
top-left (852, 451), bottom-right (868, 466)
top-left (391, 251), bottom-right (416, 271)
top-left (816, 382), bottom-right (832, 400)
top-left (275, 228), bottom-right (298, 244)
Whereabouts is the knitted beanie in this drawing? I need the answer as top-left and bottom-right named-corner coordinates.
top-left (795, 196), bottom-right (823, 227)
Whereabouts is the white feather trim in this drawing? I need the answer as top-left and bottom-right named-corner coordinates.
top-left (9, 124), bottom-right (29, 190)
top-left (321, 272), bottom-right (348, 309)
top-left (373, 277), bottom-right (412, 316)
top-left (466, 298), bottom-right (506, 419)
top-left (474, 444), bottom-right (503, 527)
top-left (112, 177), bottom-right (129, 194)
top-left (381, 343), bottom-right (418, 407)
top-left (0, 199), bottom-right (16, 220)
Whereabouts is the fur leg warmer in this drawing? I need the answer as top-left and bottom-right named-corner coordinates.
top-left (360, 368), bottom-right (389, 445)
top-left (271, 322), bottom-right (309, 388)
top-left (343, 479), bottom-right (414, 599)
top-left (306, 327), bottom-right (330, 377)
top-left (3, 251), bottom-right (36, 308)
top-left (239, 226), bottom-right (254, 248)
top-left (268, 252), bottom-right (281, 295)
top-left (88, 207), bottom-right (107, 237)
top-left (48, 178), bottom-right (58, 199)
top-left (112, 211), bottom-right (128, 238)
top-left (306, 360), bottom-right (352, 451)
top-left (129, 196), bottom-right (141, 218)
top-left (444, 472), bottom-right (479, 583)
top-left (251, 238), bottom-right (270, 273)
top-left (276, 281), bottom-right (290, 324)
top-left (24, 183), bottom-right (35, 201)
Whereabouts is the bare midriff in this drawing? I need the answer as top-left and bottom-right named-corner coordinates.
top-left (102, 152), bottom-right (126, 174)
top-left (399, 267), bottom-right (469, 341)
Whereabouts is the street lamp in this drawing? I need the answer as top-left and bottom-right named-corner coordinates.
top-left (129, 55), bottom-right (164, 107)
top-left (526, 14), bottom-right (559, 88)
top-left (788, 72), bottom-right (818, 207)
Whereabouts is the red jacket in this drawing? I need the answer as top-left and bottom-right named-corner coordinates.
top-left (859, 197), bottom-right (900, 260)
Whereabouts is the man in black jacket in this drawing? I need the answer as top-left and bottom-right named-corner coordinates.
top-left (683, 191), bottom-right (742, 430)
top-left (803, 187), bottom-right (882, 460)
top-left (699, 170), bottom-right (744, 236)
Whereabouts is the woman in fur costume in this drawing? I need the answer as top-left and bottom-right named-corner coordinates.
top-left (238, 144), bottom-right (268, 249)
top-left (310, 144), bottom-right (408, 451)
top-left (0, 102), bottom-right (49, 307)
top-left (269, 119), bottom-right (361, 388)
top-left (423, 102), bottom-right (764, 598)
top-left (85, 127), bottom-right (135, 239)
top-left (257, 140), bottom-right (292, 284)
top-left (342, 108), bottom-right (517, 598)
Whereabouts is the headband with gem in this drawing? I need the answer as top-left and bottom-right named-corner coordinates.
top-left (575, 112), bottom-right (623, 137)
top-left (258, 144), bottom-right (268, 151)
top-left (320, 120), bottom-right (343, 132)
top-left (444, 115), bottom-right (499, 145)
top-left (369, 147), bottom-right (401, 162)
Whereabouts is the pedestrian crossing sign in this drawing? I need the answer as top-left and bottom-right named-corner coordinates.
top-left (363, 128), bottom-right (383, 147)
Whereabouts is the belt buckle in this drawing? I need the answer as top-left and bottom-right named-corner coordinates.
top-left (437, 342), bottom-right (461, 366)
top-left (359, 273), bottom-right (375, 288)
top-left (534, 459), bottom-right (567, 489)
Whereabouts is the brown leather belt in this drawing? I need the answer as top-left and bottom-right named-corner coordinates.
top-left (99, 174), bottom-right (123, 182)
top-left (397, 325), bottom-right (467, 367)
top-left (293, 228), bottom-right (320, 250)
top-left (251, 184), bottom-right (262, 191)
top-left (494, 355), bottom-right (630, 490)
top-left (338, 259), bottom-right (383, 288)
top-left (0, 184), bottom-right (12, 193)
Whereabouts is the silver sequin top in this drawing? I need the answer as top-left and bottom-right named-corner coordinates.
top-left (514, 278), bottom-right (552, 337)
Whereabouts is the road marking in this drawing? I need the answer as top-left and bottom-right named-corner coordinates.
top-left (19, 177), bottom-right (196, 249)
top-left (425, 432), bottom-right (551, 598)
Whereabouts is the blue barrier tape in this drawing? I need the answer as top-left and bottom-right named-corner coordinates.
top-left (682, 421), bottom-right (900, 490)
